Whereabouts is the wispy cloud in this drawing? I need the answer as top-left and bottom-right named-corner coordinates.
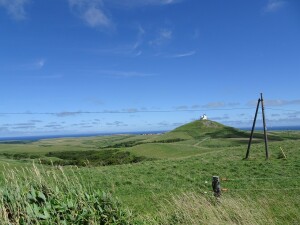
top-left (265, 99), bottom-right (300, 106)
top-left (68, 0), bottom-right (111, 28)
top-left (121, 108), bottom-right (138, 113)
top-left (68, 0), bottom-right (182, 28)
top-left (85, 97), bottom-right (104, 106)
top-left (4, 58), bottom-right (46, 72)
top-left (1, 120), bottom-right (43, 130)
top-left (150, 28), bottom-right (173, 46)
top-left (0, 0), bottom-right (30, 20)
top-left (174, 102), bottom-right (240, 110)
top-left (132, 25), bottom-right (145, 56)
top-left (56, 111), bottom-right (82, 117)
top-left (264, 0), bottom-right (286, 13)
top-left (24, 74), bottom-right (63, 80)
top-left (210, 115), bottom-right (230, 121)
top-left (202, 102), bottom-right (240, 109)
top-left (34, 59), bottom-right (46, 69)
top-left (98, 70), bottom-right (156, 78)
top-left (167, 50), bottom-right (196, 58)
top-left (106, 121), bottom-right (128, 127)
top-left (21, 58), bottom-right (46, 70)
top-left (174, 105), bottom-right (189, 110)
top-left (106, 0), bottom-right (180, 8)
top-left (87, 26), bottom-right (145, 57)
top-left (247, 99), bottom-right (300, 107)
top-left (44, 124), bottom-right (63, 129)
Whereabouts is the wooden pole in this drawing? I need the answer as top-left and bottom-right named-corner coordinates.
top-left (245, 98), bottom-right (261, 159)
top-left (280, 147), bottom-right (287, 159)
top-left (212, 176), bottom-right (221, 197)
top-left (260, 93), bottom-right (269, 160)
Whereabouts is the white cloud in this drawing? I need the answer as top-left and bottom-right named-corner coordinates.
top-left (202, 102), bottom-right (226, 108)
top-left (0, 0), bottom-right (30, 20)
top-left (15, 58), bottom-right (46, 71)
top-left (105, 0), bottom-right (180, 7)
top-left (56, 111), bottom-right (82, 117)
top-left (68, 0), bottom-right (111, 28)
top-left (264, 0), bottom-right (286, 13)
top-left (35, 59), bottom-right (46, 69)
top-left (98, 70), bottom-right (156, 78)
top-left (106, 121), bottom-right (128, 127)
top-left (82, 6), bottom-right (110, 27)
top-left (86, 25), bottom-right (145, 56)
top-left (248, 99), bottom-right (300, 107)
top-left (266, 99), bottom-right (300, 106)
top-left (150, 28), bottom-right (173, 46)
top-left (68, 0), bottom-right (182, 28)
top-left (133, 25), bottom-right (145, 49)
top-left (160, 29), bottom-right (172, 39)
top-left (202, 102), bottom-right (240, 109)
top-left (169, 50), bottom-right (196, 58)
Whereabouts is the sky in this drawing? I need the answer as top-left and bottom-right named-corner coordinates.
top-left (0, 0), bottom-right (300, 137)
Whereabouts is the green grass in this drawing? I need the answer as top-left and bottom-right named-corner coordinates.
top-left (0, 164), bottom-right (133, 224)
top-left (0, 120), bottom-right (300, 224)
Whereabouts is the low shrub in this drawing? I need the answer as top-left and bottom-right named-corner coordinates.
top-left (0, 164), bottom-right (133, 224)
top-left (45, 150), bottom-right (149, 166)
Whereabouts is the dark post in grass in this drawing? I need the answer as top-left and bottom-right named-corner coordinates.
top-left (245, 93), bottom-right (269, 160)
top-left (212, 176), bottom-right (221, 197)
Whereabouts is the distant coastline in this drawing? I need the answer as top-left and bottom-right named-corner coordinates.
top-left (0, 131), bottom-right (167, 142)
top-left (1, 125), bottom-right (300, 142)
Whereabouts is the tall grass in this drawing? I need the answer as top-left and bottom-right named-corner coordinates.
top-left (0, 163), bottom-right (132, 224)
top-left (145, 192), bottom-right (279, 225)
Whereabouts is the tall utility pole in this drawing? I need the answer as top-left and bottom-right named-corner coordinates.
top-left (245, 93), bottom-right (269, 160)
top-left (260, 93), bottom-right (269, 159)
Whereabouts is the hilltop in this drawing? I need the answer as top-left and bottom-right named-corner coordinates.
top-left (167, 119), bottom-right (248, 139)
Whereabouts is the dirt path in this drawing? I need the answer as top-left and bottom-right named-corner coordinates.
top-left (193, 137), bottom-right (210, 147)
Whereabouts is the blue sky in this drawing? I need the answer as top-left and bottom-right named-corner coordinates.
top-left (0, 0), bottom-right (300, 137)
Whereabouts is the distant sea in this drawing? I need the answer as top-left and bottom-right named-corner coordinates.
top-left (0, 126), bottom-right (300, 142)
top-left (240, 126), bottom-right (300, 131)
top-left (0, 131), bottom-right (166, 142)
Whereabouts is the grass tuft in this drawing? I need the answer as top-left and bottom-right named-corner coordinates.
top-left (0, 163), bottom-right (132, 224)
top-left (146, 192), bottom-right (277, 225)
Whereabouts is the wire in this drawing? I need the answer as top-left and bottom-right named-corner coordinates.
top-left (0, 107), bottom-right (255, 115)
top-left (223, 187), bottom-right (300, 191)
top-left (221, 176), bottom-right (299, 181)
top-left (266, 107), bottom-right (300, 112)
top-left (0, 107), bottom-right (298, 115)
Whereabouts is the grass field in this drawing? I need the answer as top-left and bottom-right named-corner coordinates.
top-left (0, 120), bottom-right (300, 224)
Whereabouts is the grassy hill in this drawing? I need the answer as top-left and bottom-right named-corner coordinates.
top-left (0, 120), bottom-right (300, 224)
top-left (0, 119), bottom-right (290, 164)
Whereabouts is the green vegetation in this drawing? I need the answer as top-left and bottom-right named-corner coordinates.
top-left (0, 164), bottom-right (132, 224)
top-left (44, 150), bottom-right (149, 166)
top-left (0, 120), bottom-right (300, 224)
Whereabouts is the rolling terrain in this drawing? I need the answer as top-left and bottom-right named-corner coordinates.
top-left (0, 120), bottom-right (300, 224)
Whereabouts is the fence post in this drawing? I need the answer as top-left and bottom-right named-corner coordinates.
top-left (212, 176), bottom-right (221, 197)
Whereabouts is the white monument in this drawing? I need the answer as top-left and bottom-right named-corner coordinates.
top-left (200, 114), bottom-right (208, 120)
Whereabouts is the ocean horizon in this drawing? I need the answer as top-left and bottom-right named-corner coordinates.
top-left (0, 125), bottom-right (300, 142)
top-left (0, 131), bottom-right (167, 142)
top-left (239, 125), bottom-right (300, 131)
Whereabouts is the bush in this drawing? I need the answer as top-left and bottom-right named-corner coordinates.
top-left (0, 164), bottom-right (133, 224)
top-left (45, 150), bottom-right (149, 167)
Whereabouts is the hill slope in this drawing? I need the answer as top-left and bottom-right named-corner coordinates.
top-left (147, 119), bottom-right (249, 142)
top-left (171, 119), bottom-right (249, 139)
top-left (126, 120), bottom-right (253, 159)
